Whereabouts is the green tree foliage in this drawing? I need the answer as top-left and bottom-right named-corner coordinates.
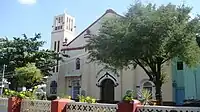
top-left (0, 33), bottom-right (65, 89)
top-left (15, 63), bottom-right (43, 89)
top-left (87, 3), bottom-right (200, 104)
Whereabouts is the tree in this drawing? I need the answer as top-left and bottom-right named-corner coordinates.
top-left (14, 63), bottom-right (43, 89)
top-left (87, 3), bottom-right (200, 105)
top-left (0, 33), bottom-right (65, 90)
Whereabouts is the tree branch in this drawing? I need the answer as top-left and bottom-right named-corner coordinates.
top-left (134, 59), bottom-right (153, 81)
top-left (162, 57), bottom-right (172, 64)
top-left (141, 57), bottom-right (157, 74)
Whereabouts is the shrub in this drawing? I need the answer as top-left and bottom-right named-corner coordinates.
top-left (58, 93), bottom-right (71, 99)
top-left (3, 86), bottom-right (38, 99)
top-left (138, 89), bottom-right (152, 105)
top-left (122, 90), bottom-right (136, 102)
top-left (78, 95), bottom-right (96, 103)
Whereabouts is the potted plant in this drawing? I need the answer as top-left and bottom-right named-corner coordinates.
top-left (4, 86), bottom-right (40, 112)
top-left (122, 90), bottom-right (135, 103)
top-left (138, 89), bottom-right (153, 105)
top-left (117, 90), bottom-right (139, 112)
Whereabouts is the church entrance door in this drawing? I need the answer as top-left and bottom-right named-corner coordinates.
top-left (101, 79), bottom-right (115, 103)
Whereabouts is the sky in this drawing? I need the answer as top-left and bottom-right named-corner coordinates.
top-left (0, 0), bottom-right (199, 49)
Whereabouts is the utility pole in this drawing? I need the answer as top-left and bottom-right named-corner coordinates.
top-left (0, 64), bottom-right (6, 95)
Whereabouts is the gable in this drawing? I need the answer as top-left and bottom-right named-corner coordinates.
top-left (62, 9), bottom-right (122, 50)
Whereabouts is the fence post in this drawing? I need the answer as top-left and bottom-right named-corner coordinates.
top-left (117, 100), bottom-right (141, 112)
top-left (51, 99), bottom-right (74, 112)
top-left (8, 97), bottom-right (22, 112)
top-left (133, 100), bottom-right (141, 112)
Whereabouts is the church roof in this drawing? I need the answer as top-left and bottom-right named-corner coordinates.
top-left (64, 9), bottom-right (122, 48)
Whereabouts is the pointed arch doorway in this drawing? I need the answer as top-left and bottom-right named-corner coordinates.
top-left (101, 79), bottom-right (115, 103)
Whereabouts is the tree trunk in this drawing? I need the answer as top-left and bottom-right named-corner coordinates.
top-left (155, 61), bottom-right (163, 105)
top-left (155, 81), bottom-right (162, 105)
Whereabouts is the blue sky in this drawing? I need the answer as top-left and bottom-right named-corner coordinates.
top-left (0, 0), bottom-right (199, 49)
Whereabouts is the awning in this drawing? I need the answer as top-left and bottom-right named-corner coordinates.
top-left (65, 73), bottom-right (81, 77)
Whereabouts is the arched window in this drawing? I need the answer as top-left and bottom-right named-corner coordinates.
top-left (76, 58), bottom-right (80, 70)
top-left (50, 81), bottom-right (57, 94)
top-left (143, 82), bottom-right (153, 93)
top-left (143, 81), bottom-right (153, 99)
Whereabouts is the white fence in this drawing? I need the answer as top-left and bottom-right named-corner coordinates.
top-left (20, 99), bottom-right (51, 112)
top-left (0, 98), bottom-right (8, 112)
top-left (1, 97), bottom-right (200, 112)
top-left (136, 105), bottom-right (200, 112)
top-left (66, 102), bottom-right (118, 112)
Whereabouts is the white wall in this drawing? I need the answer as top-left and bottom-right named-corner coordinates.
top-left (57, 10), bottom-right (173, 102)
top-left (47, 12), bottom-right (76, 96)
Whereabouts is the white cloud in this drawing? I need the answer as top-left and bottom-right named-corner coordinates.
top-left (18, 0), bottom-right (37, 5)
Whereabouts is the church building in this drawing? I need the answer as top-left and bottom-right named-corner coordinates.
top-left (47, 9), bottom-right (173, 103)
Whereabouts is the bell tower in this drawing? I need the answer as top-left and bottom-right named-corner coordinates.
top-left (51, 12), bottom-right (76, 73)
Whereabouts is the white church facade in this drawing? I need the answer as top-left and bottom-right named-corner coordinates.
top-left (47, 9), bottom-right (173, 103)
